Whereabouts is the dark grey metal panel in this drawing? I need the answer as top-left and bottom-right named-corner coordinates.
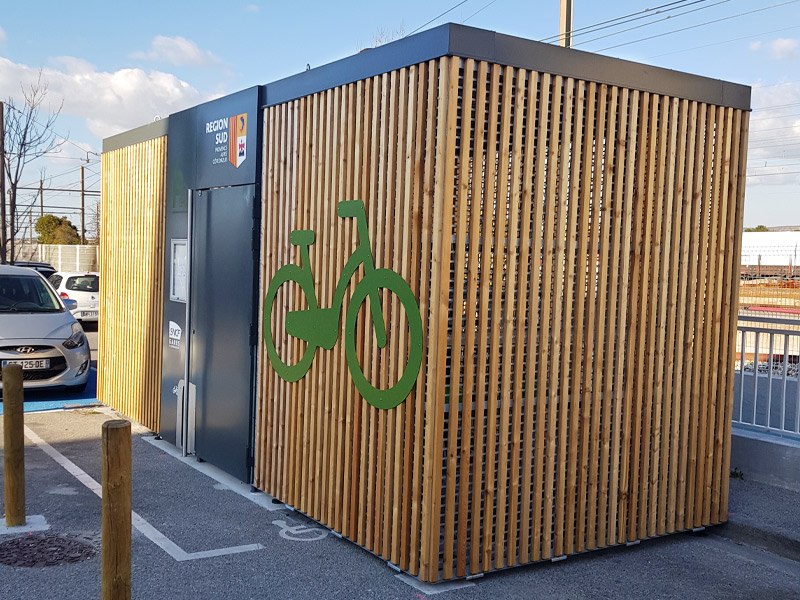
top-left (102, 119), bottom-right (169, 153)
top-left (190, 185), bottom-right (257, 482)
top-left (195, 87), bottom-right (262, 190)
top-left (264, 23), bottom-right (750, 111)
top-left (160, 107), bottom-right (197, 443)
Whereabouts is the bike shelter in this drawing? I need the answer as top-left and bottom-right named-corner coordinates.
top-left (100, 24), bottom-right (750, 583)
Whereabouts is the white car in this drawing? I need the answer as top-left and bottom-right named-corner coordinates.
top-left (0, 264), bottom-right (91, 393)
top-left (48, 271), bottom-right (100, 322)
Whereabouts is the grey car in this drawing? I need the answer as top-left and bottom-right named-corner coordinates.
top-left (0, 264), bottom-right (91, 393)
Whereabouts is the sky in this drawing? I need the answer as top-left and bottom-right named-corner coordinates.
top-left (1, 0), bottom-right (799, 231)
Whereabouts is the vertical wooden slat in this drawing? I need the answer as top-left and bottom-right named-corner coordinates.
top-left (390, 67), bottom-right (410, 568)
top-left (479, 62), bottom-right (503, 572)
top-left (507, 68), bottom-right (531, 567)
top-left (595, 86), bottom-right (619, 547)
top-left (529, 70), bottom-right (554, 562)
top-left (555, 77), bottom-right (578, 558)
top-left (584, 83), bottom-right (608, 552)
top-left (399, 64), bottom-right (418, 571)
top-left (410, 60), bottom-right (435, 576)
top-left (518, 70), bottom-right (544, 565)
top-left (450, 58), bottom-right (476, 578)
top-left (494, 64), bottom-right (516, 570)
top-left (539, 74), bottom-right (564, 561)
top-left (419, 57), bottom-right (455, 582)
top-left (572, 80), bottom-right (597, 553)
top-left (607, 88), bottom-right (632, 547)
top-left (469, 60), bottom-right (491, 576)
top-left (626, 91), bottom-right (654, 542)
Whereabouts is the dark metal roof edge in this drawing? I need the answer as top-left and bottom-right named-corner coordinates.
top-left (263, 24), bottom-right (453, 107)
top-left (449, 25), bottom-right (750, 110)
top-left (102, 118), bottom-right (169, 154)
top-left (264, 23), bottom-right (750, 111)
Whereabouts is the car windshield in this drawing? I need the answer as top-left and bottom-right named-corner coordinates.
top-left (65, 275), bottom-right (99, 293)
top-left (0, 274), bottom-right (63, 312)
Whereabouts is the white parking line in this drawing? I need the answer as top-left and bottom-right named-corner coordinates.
top-left (23, 425), bottom-right (264, 562)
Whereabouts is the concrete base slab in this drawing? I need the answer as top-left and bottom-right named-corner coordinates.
top-left (395, 573), bottom-right (476, 594)
top-left (0, 514), bottom-right (50, 535)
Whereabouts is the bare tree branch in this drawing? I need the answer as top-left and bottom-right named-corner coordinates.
top-left (2, 70), bottom-right (66, 262)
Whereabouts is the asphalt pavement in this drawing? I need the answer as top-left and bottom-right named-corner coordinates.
top-left (0, 325), bottom-right (798, 599)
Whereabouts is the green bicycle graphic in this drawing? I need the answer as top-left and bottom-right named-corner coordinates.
top-left (263, 199), bottom-right (423, 410)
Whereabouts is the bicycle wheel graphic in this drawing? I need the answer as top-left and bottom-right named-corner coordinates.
top-left (264, 265), bottom-right (317, 382)
top-left (344, 269), bottom-right (423, 410)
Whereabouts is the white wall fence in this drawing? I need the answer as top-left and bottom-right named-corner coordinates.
top-left (14, 243), bottom-right (99, 272)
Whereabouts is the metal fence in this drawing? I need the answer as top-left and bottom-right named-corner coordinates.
top-left (734, 314), bottom-right (800, 439)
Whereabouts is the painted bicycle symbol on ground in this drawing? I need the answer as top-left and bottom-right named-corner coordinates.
top-left (264, 199), bottom-right (423, 410)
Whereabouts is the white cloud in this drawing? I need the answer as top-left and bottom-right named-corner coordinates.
top-left (770, 38), bottom-right (799, 60)
top-left (244, 4), bottom-right (260, 13)
top-left (131, 35), bottom-right (221, 67)
top-left (748, 41), bottom-right (762, 52)
top-left (0, 56), bottom-right (204, 139)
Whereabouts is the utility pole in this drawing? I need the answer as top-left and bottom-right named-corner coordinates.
top-left (39, 179), bottom-right (43, 217)
top-left (7, 188), bottom-right (13, 263)
top-left (559, 0), bottom-right (574, 48)
top-left (81, 165), bottom-right (85, 244)
top-left (0, 101), bottom-right (6, 264)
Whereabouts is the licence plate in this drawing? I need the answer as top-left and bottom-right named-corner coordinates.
top-left (2, 359), bottom-right (51, 370)
top-left (81, 311), bottom-right (98, 318)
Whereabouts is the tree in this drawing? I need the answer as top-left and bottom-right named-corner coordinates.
top-left (2, 72), bottom-right (65, 263)
top-left (35, 214), bottom-right (80, 245)
top-left (744, 225), bottom-right (770, 232)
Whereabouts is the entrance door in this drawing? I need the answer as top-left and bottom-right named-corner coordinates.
top-left (189, 185), bottom-right (258, 481)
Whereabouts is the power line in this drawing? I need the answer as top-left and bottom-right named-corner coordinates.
top-left (752, 112), bottom-right (800, 122)
top-left (406, 0), bottom-right (471, 37)
top-left (592, 0), bottom-right (800, 52)
top-left (752, 101), bottom-right (800, 112)
top-left (463, 0), bottom-right (499, 23)
top-left (644, 24), bottom-right (800, 58)
top-left (542, 0), bottom-right (722, 45)
top-left (568, 0), bottom-right (730, 47)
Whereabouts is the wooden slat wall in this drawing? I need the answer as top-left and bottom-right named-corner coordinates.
top-left (256, 57), bottom-right (748, 582)
top-left (99, 137), bottom-right (167, 431)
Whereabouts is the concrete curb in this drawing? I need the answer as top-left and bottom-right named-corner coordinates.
top-left (712, 521), bottom-right (800, 563)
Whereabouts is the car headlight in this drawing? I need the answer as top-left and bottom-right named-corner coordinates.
top-left (63, 322), bottom-right (86, 349)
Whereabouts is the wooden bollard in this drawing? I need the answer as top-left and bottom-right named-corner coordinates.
top-left (3, 364), bottom-right (25, 527)
top-left (101, 420), bottom-right (131, 600)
